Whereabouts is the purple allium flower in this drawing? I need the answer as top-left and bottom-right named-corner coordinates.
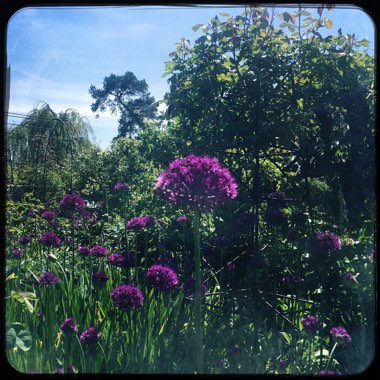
top-left (79, 327), bottom-right (100, 345)
top-left (38, 272), bottom-right (60, 287)
top-left (329, 326), bottom-right (352, 346)
top-left (91, 272), bottom-right (109, 289)
top-left (12, 248), bottom-right (22, 258)
top-left (38, 232), bottom-right (61, 247)
top-left (264, 209), bottom-right (287, 225)
top-left (60, 193), bottom-right (86, 213)
top-left (176, 215), bottom-right (188, 223)
top-left (267, 190), bottom-right (288, 209)
top-left (282, 273), bottom-right (301, 285)
top-left (184, 277), bottom-right (207, 297)
top-left (127, 216), bottom-right (156, 230)
top-left (90, 245), bottom-right (108, 258)
top-left (247, 256), bottom-right (268, 271)
top-left (60, 317), bottom-right (78, 335)
top-left (41, 210), bottom-right (56, 221)
top-left (146, 264), bottom-right (179, 291)
top-left (78, 246), bottom-right (90, 257)
top-left (319, 370), bottom-right (342, 375)
top-left (108, 252), bottom-right (135, 268)
top-left (18, 235), bottom-right (31, 245)
top-left (308, 231), bottom-right (342, 254)
top-left (114, 182), bottom-right (129, 191)
top-left (301, 316), bottom-right (320, 334)
top-left (156, 154), bottom-right (238, 210)
top-left (229, 211), bottom-right (257, 233)
top-left (209, 236), bottom-right (231, 250)
top-left (66, 364), bottom-right (76, 374)
top-left (80, 210), bottom-right (97, 222)
top-left (112, 284), bottom-right (144, 311)
top-left (55, 368), bottom-right (64, 374)
top-left (291, 211), bottom-right (308, 224)
top-left (279, 358), bottom-right (288, 371)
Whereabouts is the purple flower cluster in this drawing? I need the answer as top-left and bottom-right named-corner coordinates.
top-left (38, 232), bottom-right (61, 247)
top-left (301, 316), bottom-right (319, 334)
top-left (78, 246), bottom-right (90, 257)
top-left (279, 358), bottom-right (288, 371)
top-left (184, 277), bottom-right (207, 297)
top-left (108, 252), bottom-right (135, 268)
top-left (267, 190), bottom-right (288, 209)
top-left (41, 210), bottom-right (56, 221)
top-left (309, 231), bottom-right (342, 254)
top-left (146, 264), bottom-right (179, 291)
top-left (38, 272), bottom-right (61, 287)
top-left (114, 182), bottom-right (129, 191)
top-left (264, 209), bottom-right (287, 225)
top-left (127, 215), bottom-right (157, 230)
top-left (79, 327), bottom-right (100, 345)
top-left (12, 248), bottom-right (22, 258)
top-left (156, 154), bottom-right (238, 210)
top-left (18, 235), bottom-right (32, 245)
top-left (111, 284), bottom-right (144, 311)
top-left (60, 193), bottom-right (86, 213)
top-left (329, 326), bottom-right (352, 346)
top-left (319, 370), bottom-right (342, 376)
top-left (90, 245), bottom-right (108, 257)
top-left (176, 215), bottom-right (188, 223)
top-left (60, 317), bottom-right (78, 335)
top-left (91, 272), bottom-right (109, 289)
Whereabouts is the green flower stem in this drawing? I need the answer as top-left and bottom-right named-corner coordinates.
top-left (325, 342), bottom-right (338, 372)
top-left (194, 208), bottom-right (203, 374)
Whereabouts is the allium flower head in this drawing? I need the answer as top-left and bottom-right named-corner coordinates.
top-left (176, 215), bottom-right (188, 223)
top-left (264, 209), bottom-right (287, 225)
top-left (18, 235), bottom-right (32, 245)
top-left (279, 358), bottom-right (288, 371)
top-left (127, 216), bottom-right (156, 230)
top-left (38, 232), bottom-right (61, 247)
top-left (329, 326), bottom-right (352, 346)
top-left (146, 264), bottom-right (179, 291)
top-left (79, 327), bottom-right (100, 345)
top-left (91, 272), bottom-right (109, 289)
top-left (156, 154), bottom-right (238, 210)
top-left (108, 252), bottom-right (135, 268)
top-left (55, 368), bottom-right (64, 374)
top-left (78, 246), bottom-right (90, 257)
top-left (41, 210), bottom-right (56, 221)
top-left (308, 231), bottom-right (342, 254)
top-left (38, 272), bottom-right (61, 287)
top-left (60, 193), bottom-right (86, 213)
top-left (12, 248), bottom-right (22, 258)
top-left (90, 245), bottom-right (108, 257)
top-left (111, 284), bottom-right (144, 311)
top-left (319, 370), bottom-right (342, 376)
top-left (267, 190), bottom-right (288, 209)
top-left (301, 316), bottom-right (319, 334)
top-left (114, 182), bottom-right (129, 191)
top-left (60, 317), bottom-right (78, 335)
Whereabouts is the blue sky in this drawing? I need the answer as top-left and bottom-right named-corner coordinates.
top-left (6, 4), bottom-right (375, 149)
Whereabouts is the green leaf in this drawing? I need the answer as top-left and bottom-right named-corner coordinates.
top-left (324, 18), bottom-right (333, 29)
top-left (359, 39), bottom-right (369, 47)
top-left (15, 336), bottom-right (31, 352)
top-left (219, 12), bottom-right (231, 17)
top-left (6, 328), bottom-right (17, 350)
top-left (281, 331), bottom-right (291, 344)
top-left (192, 24), bottom-right (205, 32)
top-left (297, 98), bottom-right (304, 109)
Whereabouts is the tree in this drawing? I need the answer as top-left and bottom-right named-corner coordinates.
top-left (6, 102), bottom-right (94, 200)
top-left (89, 71), bottom-right (158, 138)
top-left (162, 6), bottom-right (375, 229)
